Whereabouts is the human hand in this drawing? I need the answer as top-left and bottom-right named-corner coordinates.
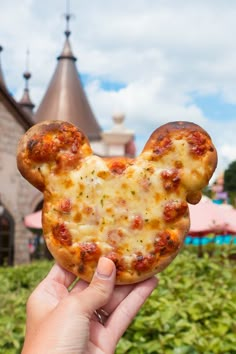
top-left (22, 257), bottom-right (158, 354)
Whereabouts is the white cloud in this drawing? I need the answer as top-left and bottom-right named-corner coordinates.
top-left (86, 78), bottom-right (206, 131)
top-left (220, 144), bottom-right (236, 163)
top-left (1, 0), bottom-right (236, 178)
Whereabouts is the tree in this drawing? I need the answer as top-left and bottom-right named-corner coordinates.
top-left (224, 161), bottom-right (236, 206)
top-left (224, 161), bottom-right (236, 192)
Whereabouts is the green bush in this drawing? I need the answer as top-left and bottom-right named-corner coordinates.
top-left (0, 250), bottom-right (235, 353)
top-left (117, 251), bottom-right (236, 354)
top-left (0, 261), bottom-right (52, 353)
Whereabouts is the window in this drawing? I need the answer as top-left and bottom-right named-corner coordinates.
top-left (0, 206), bottom-right (14, 266)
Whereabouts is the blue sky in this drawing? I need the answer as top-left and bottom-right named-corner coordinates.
top-left (193, 93), bottom-right (236, 122)
top-left (1, 0), bottom-right (236, 178)
top-left (81, 74), bottom-right (126, 95)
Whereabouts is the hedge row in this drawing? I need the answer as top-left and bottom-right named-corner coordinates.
top-left (0, 249), bottom-right (235, 353)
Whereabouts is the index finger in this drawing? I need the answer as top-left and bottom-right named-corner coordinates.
top-left (45, 263), bottom-right (77, 289)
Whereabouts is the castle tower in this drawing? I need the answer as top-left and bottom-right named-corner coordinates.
top-left (34, 9), bottom-right (101, 141)
top-left (0, 46), bottom-right (7, 89)
top-left (18, 50), bottom-right (35, 115)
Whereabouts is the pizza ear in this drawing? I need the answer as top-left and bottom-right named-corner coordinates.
top-left (141, 121), bottom-right (217, 204)
top-left (17, 120), bottom-right (93, 192)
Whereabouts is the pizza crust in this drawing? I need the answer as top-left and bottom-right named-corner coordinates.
top-left (17, 120), bottom-right (217, 284)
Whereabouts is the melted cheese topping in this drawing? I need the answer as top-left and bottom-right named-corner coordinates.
top-left (18, 119), bottom-right (217, 283)
top-left (43, 143), bottom-right (190, 268)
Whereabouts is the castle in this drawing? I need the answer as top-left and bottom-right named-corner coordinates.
top-left (0, 13), bottom-right (135, 266)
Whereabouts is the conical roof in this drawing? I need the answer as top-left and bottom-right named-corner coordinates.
top-left (0, 46), bottom-right (7, 89)
top-left (19, 88), bottom-right (34, 110)
top-left (34, 31), bottom-right (101, 141)
top-left (19, 71), bottom-right (35, 114)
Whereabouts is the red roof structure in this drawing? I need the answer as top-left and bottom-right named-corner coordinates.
top-left (189, 196), bottom-right (236, 236)
top-left (24, 210), bottom-right (42, 230)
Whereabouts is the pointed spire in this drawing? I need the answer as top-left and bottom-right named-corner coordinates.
top-left (64, 0), bottom-right (72, 38)
top-left (57, 36), bottom-right (76, 61)
top-left (34, 2), bottom-right (101, 141)
top-left (0, 45), bottom-right (7, 89)
top-left (19, 49), bottom-right (35, 114)
top-left (58, 0), bottom-right (76, 61)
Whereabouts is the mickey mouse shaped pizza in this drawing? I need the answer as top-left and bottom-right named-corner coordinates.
top-left (17, 120), bottom-right (217, 284)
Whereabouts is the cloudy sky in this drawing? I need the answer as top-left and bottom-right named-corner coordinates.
top-left (1, 0), bottom-right (236, 178)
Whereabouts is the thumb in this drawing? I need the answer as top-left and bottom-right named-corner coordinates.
top-left (75, 257), bottom-right (116, 317)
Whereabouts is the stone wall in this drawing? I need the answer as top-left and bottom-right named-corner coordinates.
top-left (0, 101), bottom-right (39, 264)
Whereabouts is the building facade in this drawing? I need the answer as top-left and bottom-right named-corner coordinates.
top-left (0, 72), bottom-right (37, 265)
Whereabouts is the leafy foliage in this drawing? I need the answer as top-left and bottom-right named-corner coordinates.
top-left (116, 251), bottom-right (236, 354)
top-left (0, 251), bottom-right (236, 353)
top-left (225, 161), bottom-right (236, 192)
top-left (0, 261), bottom-right (52, 353)
top-left (224, 161), bottom-right (236, 205)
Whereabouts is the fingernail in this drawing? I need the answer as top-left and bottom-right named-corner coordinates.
top-left (96, 257), bottom-right (114, 279)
